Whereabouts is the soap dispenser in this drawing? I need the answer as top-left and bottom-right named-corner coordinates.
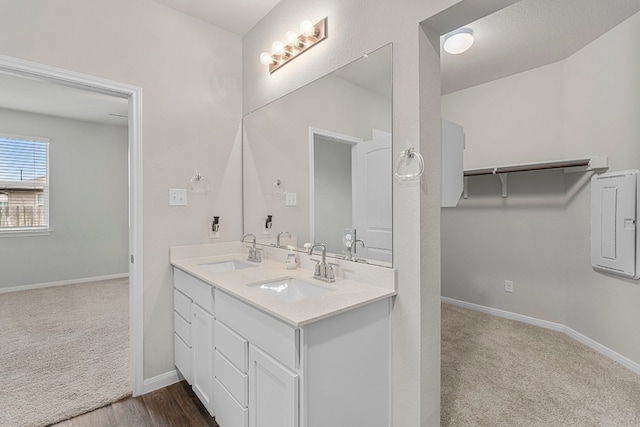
top-left (285, 245), bottom-right (297, 270)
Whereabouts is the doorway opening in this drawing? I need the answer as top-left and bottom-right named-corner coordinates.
top-left (309, 127), bottom-right (392, 263)
top-left (0, 54), bottom-right (143, 398)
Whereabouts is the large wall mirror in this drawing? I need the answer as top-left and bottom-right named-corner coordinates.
top-left (243, 43), bottom-right (393, 267)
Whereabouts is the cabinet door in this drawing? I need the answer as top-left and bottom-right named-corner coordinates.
top-left (192, 303), bottom-right (214, 416)
top-left (249, 345), bottom-right (298, 427)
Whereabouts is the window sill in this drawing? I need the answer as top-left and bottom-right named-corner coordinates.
top-left (0, 228), bottom-right (52, 237)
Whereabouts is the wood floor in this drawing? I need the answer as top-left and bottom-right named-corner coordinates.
top-left (50, 381), bottom-right (219, 427)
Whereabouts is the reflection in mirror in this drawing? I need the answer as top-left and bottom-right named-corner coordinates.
top-left (243, 44), bottom-right (392, 266)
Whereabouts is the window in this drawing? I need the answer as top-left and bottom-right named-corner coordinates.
top-left (0, 134), bottom-right (50, 233)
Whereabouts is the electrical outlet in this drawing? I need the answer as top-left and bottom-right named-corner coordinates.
top-left (169, 188), bottom-right (187, 206)
top-left (505, 280), bottom-right (514, 293)
top-left (208, 221), bottom-right (220, 239)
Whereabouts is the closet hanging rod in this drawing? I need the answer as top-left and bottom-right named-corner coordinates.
top-left (461, 156), bottom-right (608, 199)
top-left (464, 157), bottom-right (599, 177)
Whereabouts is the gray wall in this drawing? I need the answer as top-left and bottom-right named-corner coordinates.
top-left (0, 108), bottom-right (128, 288)
top-left (563, 12), bottom-right (640, 363)
top-left (243, 73), bottom-right (391, 245)
top-left (442, 11), bottom-right (640, 365)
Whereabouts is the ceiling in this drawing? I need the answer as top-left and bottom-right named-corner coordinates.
top-left (1, 0), bottom-right (639, 124)
top-left (0, 72), bottom-right (129, 127)
top-left (152, 0), bottom-right (282, 36)
top-left (440, 0), bottom-right (640, 94)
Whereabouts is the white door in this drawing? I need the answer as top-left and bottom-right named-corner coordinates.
top-left (441, 118), bottom-right (465, 207)
top-left (191, 303), bottom-right (214, 415)
top-left (354, 133), bottom-right (392, 263)
top-left (249, 344), bottom-right (299, 427)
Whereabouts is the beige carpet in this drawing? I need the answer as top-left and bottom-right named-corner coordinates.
top-left (0, 278), bottom-right (130, 427)
top-left (441, 303), bottom-right (640, 426)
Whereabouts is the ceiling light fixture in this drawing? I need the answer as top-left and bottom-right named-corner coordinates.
top-left (443, 28), bottom-right (474, 55)
top-left (259, 17), bottom-right (328, 73)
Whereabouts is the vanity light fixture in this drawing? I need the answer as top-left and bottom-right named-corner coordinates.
top-left (259, 17), bottom-right (328, 73)
top-left (443, 28), bottom-right (474, 55)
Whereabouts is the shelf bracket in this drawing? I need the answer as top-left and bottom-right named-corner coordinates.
top-left (498, 173), bottom-right (508, 198)
top-left (463, 176), bottom-right (469, 199)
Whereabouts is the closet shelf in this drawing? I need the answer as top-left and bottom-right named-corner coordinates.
top-left (463, 156), bottom-right (608, 198)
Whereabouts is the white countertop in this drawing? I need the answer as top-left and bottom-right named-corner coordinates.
top-left (170, 246), bottom-right (396, 327)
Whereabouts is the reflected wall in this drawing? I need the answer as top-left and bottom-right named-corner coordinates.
top-left (243, 44), bottom-right (392, 265)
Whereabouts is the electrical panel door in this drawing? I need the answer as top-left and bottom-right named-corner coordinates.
top-left (590, 170), bottom-right (639, 279)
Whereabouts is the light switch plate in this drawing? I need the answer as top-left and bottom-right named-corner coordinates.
top-left (285, 192), bottom-right (297, 207)
top-left (169, 188), bottom-right (187, 206)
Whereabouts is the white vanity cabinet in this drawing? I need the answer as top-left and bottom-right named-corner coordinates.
top-left (173, 268), bottom-right (215, 416)
top-left (214, 289), bottom-right (391, 427)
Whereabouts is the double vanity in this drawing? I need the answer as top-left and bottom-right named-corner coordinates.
top-left (170, 241), bottom-right (396, 427)
top-left (172, 42), bottom-right (396, 427)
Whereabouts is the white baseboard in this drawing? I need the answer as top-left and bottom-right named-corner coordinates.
top-left (0, 273), bottom-right (129, 294)
top-left (142, 370), bottom-right (182, 395)
top-left (442, 297), bottom-right (640, 376)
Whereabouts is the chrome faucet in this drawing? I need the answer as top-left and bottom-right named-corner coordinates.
top-left (276, 231), bottom-right (292, 248)
top-left (241, 233), bottom-right (261, 263)
top-left (346, 239), bottom-right (365, 261)
top-left (307, 243), bottom-right (335, 283)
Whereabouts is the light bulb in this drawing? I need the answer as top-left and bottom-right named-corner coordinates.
top-left (300, 20), bottom-right (315, 37)
top-left (443, 28), bottom-right (474, 55)
top-left (271, 41), bottom-right (285, 55)
top-left (260, 52), bottom-right (273, 65)
top-left (285, 31), bottom-right (297, 44)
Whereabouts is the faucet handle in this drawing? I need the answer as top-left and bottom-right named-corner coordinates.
top-left (310, 258), bottom-right (321, 276)
top-left (255, 248), bottom-right (262, 262)
top-left (326, 264), bottom-right (335, 281)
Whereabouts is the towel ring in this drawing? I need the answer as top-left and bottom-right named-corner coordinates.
top-left (394, 147), bottom-right (425, 182)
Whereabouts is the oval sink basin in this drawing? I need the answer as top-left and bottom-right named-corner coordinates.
top-left (198, 260), bottom-right (254, 273)
top-left (249, 277), bottom-right (334, 302)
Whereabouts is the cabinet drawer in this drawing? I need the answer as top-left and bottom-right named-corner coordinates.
top-left (175, 333), bottom-right (192, 385)
top-left (174, 312), bottom-right (191, 346)
top-left (174, 289), bottom-right (191, 320)
top-left (215, 320), bottom-right (248, 373)
top-left (215, 350), bottom-right (248, 407)
top-left (214, 378), bottom-right (248, 427)
top-left (174, 268), bottom-right (213, 314)
top-left (216, 290), bottom-right (299, 370)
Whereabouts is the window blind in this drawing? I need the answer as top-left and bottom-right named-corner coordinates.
top-left (0, 135), bottom-right (50, 231)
